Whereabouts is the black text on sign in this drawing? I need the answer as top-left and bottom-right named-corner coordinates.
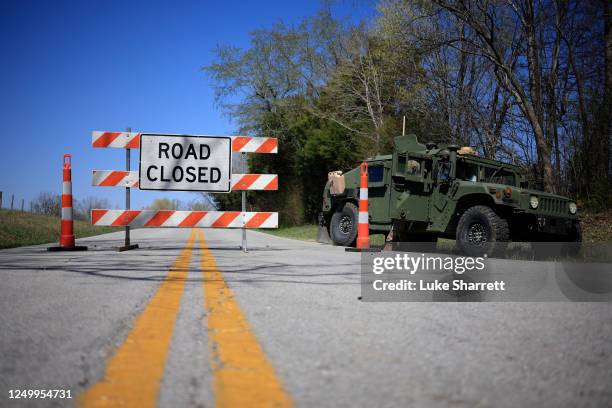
top-left (139, 134), bottom-right (232, 192)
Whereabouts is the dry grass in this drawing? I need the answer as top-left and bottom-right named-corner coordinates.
top-left (580, 209), bottom-right (612, 242)
top-left (0, 209), bottom-right (119, 249)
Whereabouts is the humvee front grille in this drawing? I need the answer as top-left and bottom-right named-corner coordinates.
top-left (540, 197), bottom-right (566, 214)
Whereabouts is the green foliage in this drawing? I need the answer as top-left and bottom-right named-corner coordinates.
top-left (215, 110), bottom-right (361, 225)
top-left (580, 177), bottom-right (612, 212)
top-left (205, 2), bottom-right (611, 224)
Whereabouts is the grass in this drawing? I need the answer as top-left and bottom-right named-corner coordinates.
top-left (260, 224), bottom-right (387, 245)
top-left (0, 209), bottom-right (120, 249)
top-left (261, 224), bottom-right (320, 241)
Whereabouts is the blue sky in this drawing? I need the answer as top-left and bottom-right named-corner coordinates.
top-left (0, 0), bottom-right (373, 210)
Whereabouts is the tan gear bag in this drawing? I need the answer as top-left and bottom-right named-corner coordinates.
top-left (328, 171), bottom-right (345, 195)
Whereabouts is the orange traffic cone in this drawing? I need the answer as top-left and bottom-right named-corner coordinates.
top-left (346, 162), bottom-right (380, 253)
top-left (48, 154), bottom-right (87, 251)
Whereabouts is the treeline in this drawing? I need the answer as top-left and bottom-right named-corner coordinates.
top-left (205, 0), bottom-right (612, 225)
top-left (30, 194), bottom-right (215, 220)
top-left (30, 193), bottom-right (110, 221)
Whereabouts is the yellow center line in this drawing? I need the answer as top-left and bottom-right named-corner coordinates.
top-left (77, 229), bottom-right (197, 408)
top-left (197, 229), bottom-right (293, 408)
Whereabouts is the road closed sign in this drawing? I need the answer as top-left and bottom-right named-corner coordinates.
top-left (139, 134), bottom-right (232, 192)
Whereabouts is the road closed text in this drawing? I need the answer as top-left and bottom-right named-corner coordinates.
top-left (139, 135), bottom-right (231, 192)
top-left (145, 142), bottom-right (222, 184)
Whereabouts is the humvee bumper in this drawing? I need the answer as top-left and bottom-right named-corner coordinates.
top-left (535, 215), bottom-right (576, 235)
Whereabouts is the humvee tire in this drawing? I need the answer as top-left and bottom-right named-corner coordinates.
top-left (456, 205), bottom-right (509, 257)
top-left (330, 202), bottom-right (358, 247)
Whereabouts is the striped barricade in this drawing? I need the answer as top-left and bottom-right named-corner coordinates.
top-left (91, 130), bottom-right (279, 240)
top-left (92, 171), bottom-right (278, 191)
top-left (92, 131), bottom-right (278, 153)
top-left (231, 174), bottom-right (278, 190)
top-left (91, 210), bottom-right (278, 228)
top-left (92, 170), bottom-right (139, 188)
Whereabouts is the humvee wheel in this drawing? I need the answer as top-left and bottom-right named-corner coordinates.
top-left (330, 202), bottom-right (359, 247)
top-left (456, 205), bottom-right (509, 257)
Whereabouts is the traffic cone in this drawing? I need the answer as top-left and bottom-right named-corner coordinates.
top-left (346, 162), bottom-right (380, 253)
top-left (48, 154), bottom-right (87, 251)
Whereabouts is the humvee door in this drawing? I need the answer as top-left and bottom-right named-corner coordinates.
top-left (366, 160), bottom-right (392, 225)
top-left (389, 153), bottom-right (432, 222)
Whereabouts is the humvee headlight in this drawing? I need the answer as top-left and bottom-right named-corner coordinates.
top-left (529, 196), bottom-right (539, 209)
top-left (569, 202), bottom-right (577, 214)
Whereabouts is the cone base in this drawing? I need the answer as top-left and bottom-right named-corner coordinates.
top-left (47, 245), bottom-right (88, 252)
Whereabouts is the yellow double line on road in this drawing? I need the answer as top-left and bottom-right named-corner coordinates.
top-left (78, 229), bottom-right (291, 408)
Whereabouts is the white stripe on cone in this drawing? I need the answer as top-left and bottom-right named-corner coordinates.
top-left (360, 188), bottom-right (368, 200)
top-left (61, 207), bottom-right (72, 220)
top-left (358, 212), bottom-right (369, 224)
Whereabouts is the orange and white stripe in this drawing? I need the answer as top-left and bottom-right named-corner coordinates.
top-left (92, 170), bottom-right (139, 188)
top-left (92, 131), bottom-right (278, 153)
top-left (91, 171), bottom-right (278, 191)
top-left (231, 136), bottom-right (278, 153)
top-left (356, 162), bottom-right (370, 249)
top-left (231, 174), bottom-right (278, 190)
top-left (91, 210), bottom-right (278, 228)
top-left (60, 154), bottom-right (76, 247)
top-left (92, 131), bottom-right (141, 148)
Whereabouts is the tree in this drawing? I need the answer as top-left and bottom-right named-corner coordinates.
top-left (147, 198), bottom-right (183, 211)
top-left (205, 1), bottom-right (611, 217)
top-left (31, 192), bottom-right (60, 216)
top-left (76, 196), bottom-right (110, 221)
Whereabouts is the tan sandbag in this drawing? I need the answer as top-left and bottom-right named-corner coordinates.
top-left (458, 146), bottom-right (477, 155)
top-left (328, 171), bottom-right (345, 195)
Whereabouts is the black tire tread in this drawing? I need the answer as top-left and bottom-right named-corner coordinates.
top-left (330, 202), bottom-right (359, 247)
top-left (456, 205), bottom-right (509, 256)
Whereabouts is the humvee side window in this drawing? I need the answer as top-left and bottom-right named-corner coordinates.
top-left (457, 162), bottom-right (478, 182)
top-left (368, 165), bottom-right (384, 182)
top-left (437, 161), bottom-right (451, 182)
top-left (484, 167), bottom-right (516, 186)
top-left (397, 154), bottom-right (406, 174)
top-left (406, 159), bottom-right (421, 176)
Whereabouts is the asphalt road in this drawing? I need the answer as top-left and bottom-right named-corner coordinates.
top-left (1, 228), bottom-right (611, 407)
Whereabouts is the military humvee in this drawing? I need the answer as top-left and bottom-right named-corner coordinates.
top-left (319, 134), bottom-right (581, 256)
